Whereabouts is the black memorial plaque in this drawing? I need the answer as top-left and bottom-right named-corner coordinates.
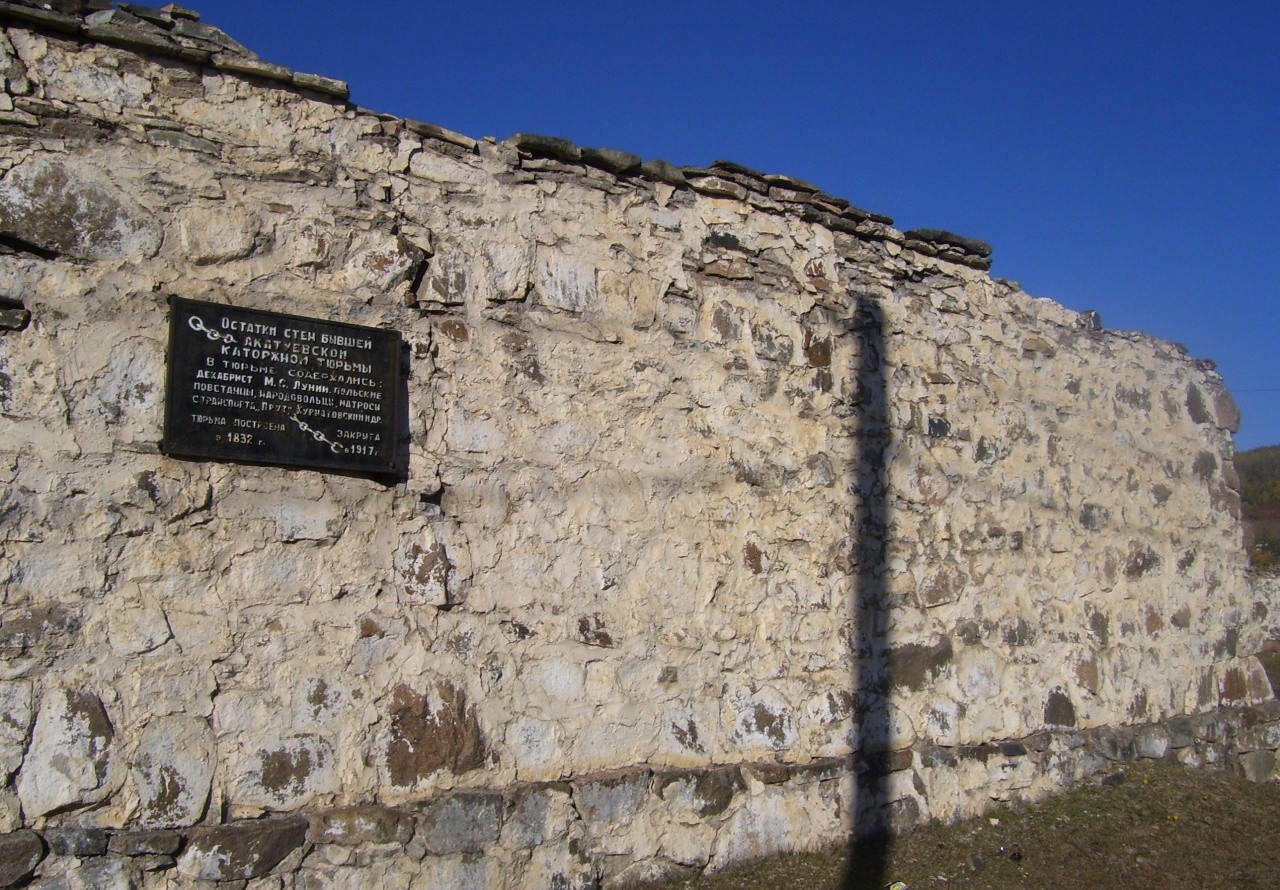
top-left (163, 297), bottom-right (402, 474)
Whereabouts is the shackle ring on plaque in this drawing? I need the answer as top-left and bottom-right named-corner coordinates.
top-left (188, 315), bottom-right (238, 345)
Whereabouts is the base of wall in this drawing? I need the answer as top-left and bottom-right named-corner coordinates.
top-left (8, 702), bottom-right (1280, 889)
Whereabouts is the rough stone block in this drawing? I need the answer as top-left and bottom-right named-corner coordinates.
top-left (132, 716), bottom-right (215, 828)
top-left (178, 205), bottom-right (258, 265)
top-left (306, 805), bottom-right (413, 846)
top-left (386, 682), bottom-right (487, 788)
top-left (0, 308), bottom-right (29, 331)
top-left (177, 817), bottom-right (307, 882)
top-left (507, 133), bottom-right (581, 162)
top-left (291, 71), bottom-right (349, 99)
top-left (1135, 726), bottom-right (1170, 759)
top-left (743, 762), bottom-right (790, 785)
top-left (580, 146), bottom-right (641, 175)
top-left (1239, 749), bottom-right (1276, 783)
top-left (0, 605), bottom-right (81, 662)
top-left (726, 687), bottom-right (797, 751)
top-left (58, 856), bottom-right (137, 890)
top-left (574, 769), bottom-right (651, 828)
top-left (504, 783), bottom-right (574, 849)
top-left (108, 828), bottom-right (181, 856)
top-left (534, 249), bottom-right (596, 313)
top-left (231, 733), bottom-right (336, 811)
top-left (44, 826), bottom-right (108, 857)
top-left (0, 156), bottom-right (161, 260)
top-left (998, 741), bottom-right (1028, 758)
top-left (1255, 640), bottom-right (1280, 697)
top-left (0, 682), bottom-right (32, 778)
top-left (1044, 689), bottom-right (1077, 728)
top-left (416, 791), bottom-right (503, 855)
top-left (0, 830), bottom-right (44, 887)
top-left (889, 637), bottom-right (954, 691)
top-left (16, 688), bottom-right (114, 818)
top-left (712, 790), bottom-right (806, 869)
top-left (1167, 716), bottom-right (1196, 749)
top-left (1213, 388), bottom-right (1242, 432)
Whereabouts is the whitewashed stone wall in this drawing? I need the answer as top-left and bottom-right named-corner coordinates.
top-left (0, 4), bottom-right (1277, 887)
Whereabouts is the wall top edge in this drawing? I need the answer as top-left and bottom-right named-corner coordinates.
top-left (0, 3), bottom-right (1240, 388)
top-left (0, 0), bottom-right (1004, 271)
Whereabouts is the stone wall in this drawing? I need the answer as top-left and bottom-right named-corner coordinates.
top-left (0, 3), bottom-right (1277, 887)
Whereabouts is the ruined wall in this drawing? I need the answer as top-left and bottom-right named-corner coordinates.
top-left (1, 4), bottom-right (1278, 887)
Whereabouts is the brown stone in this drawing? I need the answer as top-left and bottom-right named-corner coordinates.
top-left (436, 318), bottom-right (470, 342)
top-left (1124, 544), bottom-right (1160, 578)
top-left (918, 565), bottom-right (966, 608)
top-left (703, 257), bottom-right (752, 280)
top-left (690, 767), bottom-right (745, 815)
top-left (1221, 667), bottom-right (1248, 704)
top-left (1247, 660), bottom-right (1273, 700)
top-left (1192, 451), bottom-right (1218, 481)
top-left (1144, 606), bottom-right (1164, 635)
top-left (655, 768), bottom-right (747, 819)
top-left (802, 330), bottom-right (832, 368)
top-left (743, 762), bottom-right (789, 785)
top-left (0, 830), bottom-right (44, 888)
top-left (247, 734), bottom-right (334, 808)
top-left (178, 817), bottom-right (306, 882)
top-left (751, 319), bottom-right (793, 363)
top-left (789, 758), bottom-right (847, 784)
top-left (386, 682), bottom-right (486, 787)
top-left (577, 614), bottom-right (614, 648)
top-left (957, 743), bottom-right (1000, 764)
top-left (1076, 656), bottom-right (1101, 694)
top-left (1044, 689), bottom-right (1077, 727)
top-left (670, 717), bottom-right (704, 753)
top-left (889, 637), bottom-right (954, 691)
top-left (711, 302), bottom-right (743, 343)
top-left (1079, 502), bottom-right (1110, 531)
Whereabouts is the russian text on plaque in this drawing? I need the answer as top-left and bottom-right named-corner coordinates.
top-left (163, 297), bottom-right (403, 474)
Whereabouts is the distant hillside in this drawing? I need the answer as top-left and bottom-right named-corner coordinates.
top-left (1237, 444), bottom-right (1280, 569)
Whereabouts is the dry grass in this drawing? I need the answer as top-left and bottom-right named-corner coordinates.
top-left (647, 760), bottom-right (1280, 889)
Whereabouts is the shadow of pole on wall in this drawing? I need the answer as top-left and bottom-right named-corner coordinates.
top-left (842, 295), bottom-right (893, 890)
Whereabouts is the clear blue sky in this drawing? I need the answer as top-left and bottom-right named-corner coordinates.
top-left (190, 1), bottom-right (1280, 450)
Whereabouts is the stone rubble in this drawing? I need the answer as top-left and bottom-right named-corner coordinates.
top-left (0, 2), bottom-right (1276, 887)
